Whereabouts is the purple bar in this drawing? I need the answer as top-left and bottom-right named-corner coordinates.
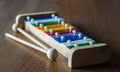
top-left (51, 32), bottom-right (81, 38)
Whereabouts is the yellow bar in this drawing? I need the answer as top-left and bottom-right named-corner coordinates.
top-left (36, 25), bottom-right (75, 32)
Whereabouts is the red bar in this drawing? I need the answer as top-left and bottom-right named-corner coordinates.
top-left (46, 29), bottom-right (80, 35)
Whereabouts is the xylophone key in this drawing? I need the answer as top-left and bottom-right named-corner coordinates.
top-left (62, 38), bottom-right (95, 46)
top-left (25, 17), bottom-right (64, 26)
top-left (51, 32), bottom-right (86, 43)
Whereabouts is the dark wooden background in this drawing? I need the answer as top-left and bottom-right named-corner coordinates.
top-left (0, 0), bottom-right (120, 72)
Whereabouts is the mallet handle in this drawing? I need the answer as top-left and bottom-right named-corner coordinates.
top-left (5, 33), bottom-right (47, 53)
top-left (17, 27), bottom-right (49, 50)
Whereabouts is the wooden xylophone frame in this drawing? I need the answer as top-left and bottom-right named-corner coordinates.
top-left (15, 11), bottom-right (110, 68)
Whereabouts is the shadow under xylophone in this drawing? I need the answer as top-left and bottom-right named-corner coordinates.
top-left (6, 11), bottom-right (110, 68)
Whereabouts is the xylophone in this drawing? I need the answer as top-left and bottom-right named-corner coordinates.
top-left (8, 11), bottom-right (110, 68)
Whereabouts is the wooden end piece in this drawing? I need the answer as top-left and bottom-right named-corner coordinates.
top-left (68, 44), bottom-right (110, 68)
top-left (15, 11), bottom-right (57, 29)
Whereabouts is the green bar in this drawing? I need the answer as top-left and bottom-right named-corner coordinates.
top-left (31, 20), bottom-right (64, 26)
top-left (67, 42), bottom-right (96, 49)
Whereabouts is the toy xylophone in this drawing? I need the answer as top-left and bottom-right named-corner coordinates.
top-left (6, 11), bottom-right (110, 68)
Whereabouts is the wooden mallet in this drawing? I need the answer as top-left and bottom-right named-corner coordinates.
top-left (6, 23), bottom-right (58, 60)
top-left (5, 33), bottom-right (58, 60)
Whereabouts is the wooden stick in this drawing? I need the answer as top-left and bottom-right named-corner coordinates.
top-left (5, 33), bottom-right (58, 60)
top-left (12, 23), bottom-right (49, 50)
top-left (5, 33), bottom-right (47, 53)
top-left (17, 27), bottom-right (49, 50)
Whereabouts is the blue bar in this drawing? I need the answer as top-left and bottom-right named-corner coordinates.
top-left (24, 15), bottom-right (62, 21)
top-left (51, 32), bottom-right (87, 43)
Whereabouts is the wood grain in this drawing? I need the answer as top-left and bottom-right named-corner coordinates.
top-left (0, 0), bottom-right (120, 72)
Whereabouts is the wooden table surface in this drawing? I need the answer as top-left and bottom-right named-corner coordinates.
top-left (0, 0), bottom-right (120, 72)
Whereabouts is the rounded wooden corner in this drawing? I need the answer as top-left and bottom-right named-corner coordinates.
top-left (68, 48), bottom-right (82, 68)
